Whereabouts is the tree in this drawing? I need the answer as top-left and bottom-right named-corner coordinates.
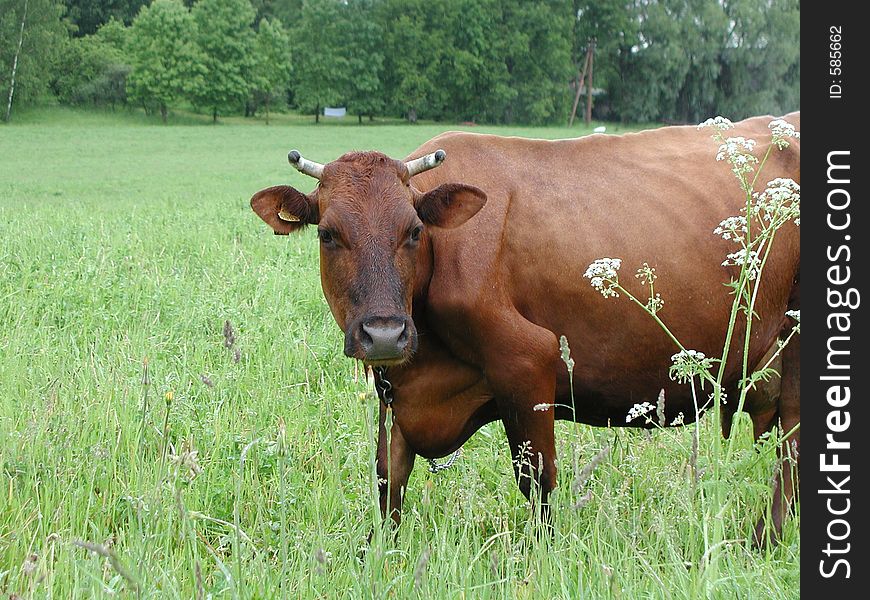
top-left (378, 3), bottom-right (439, 123)
top-left (580, 0), bottom-right (799, 123)
top-left (190, 0), bottom-right (257, 122)
top-left (716, 0), bottom-right (800, 119)
top-left (289, 0), bottom-right (348, 123)
top-left (127, 0), bottom-right (204, 122)
top-left (250, 16), bottom-right (291, 123)
top-left (63, 1), bottom-right (149, 35)
top-left (52, 29), bottom-right (130, 107)
top-left (1, 0), bottom-right (66, 121)
top-left (500, 0), bottom-right (574, 124)
top-left (92, 16), bottom-right (129, 51)
top-left (342, 0), bottom-right (383, 123)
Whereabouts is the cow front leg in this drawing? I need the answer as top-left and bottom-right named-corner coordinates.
top-left (500, 399), bottom-right (558, 523)
top-left (376, 403), bottom-right (416, 526)
top-left (484, 321), bottom-right (559, 522)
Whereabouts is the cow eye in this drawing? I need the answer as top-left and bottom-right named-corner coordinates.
top-left (317, 228), bottom-right (335, 245)
top-left (409, 225), bottom-right (423, 243)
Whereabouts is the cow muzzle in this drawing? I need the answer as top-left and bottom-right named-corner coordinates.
top-left (345, 315), bottom-right (416, 364)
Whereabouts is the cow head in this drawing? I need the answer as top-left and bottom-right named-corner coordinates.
top-left (251, 149), bottom-right (486, 365)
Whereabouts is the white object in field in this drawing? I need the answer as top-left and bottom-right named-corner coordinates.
top-left (323, 107), bottom-right (346, 117)
top-left (594, 126), bottom-right (606, 133)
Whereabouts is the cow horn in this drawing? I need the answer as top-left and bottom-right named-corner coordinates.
top-left (405, 149), bottom-right (446, 177)
top-left (288, 150), bottom-right (325, 180)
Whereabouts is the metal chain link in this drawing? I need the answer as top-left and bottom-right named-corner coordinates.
top-left (373, 366), bottom-right (394, 406)
top-left (427, 448), bottom-right (461, 473)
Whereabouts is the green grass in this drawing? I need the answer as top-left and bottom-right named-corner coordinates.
top-left (0, 108), bottom-right (798, 598)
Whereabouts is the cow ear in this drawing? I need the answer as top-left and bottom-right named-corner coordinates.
top-left (415, 183), bottom-right (487, 229)
top-left (250, 185), bottom-right (319, 235)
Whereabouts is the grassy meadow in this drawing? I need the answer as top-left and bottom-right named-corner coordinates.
top-left (0, 108), bottom-right (798, 598)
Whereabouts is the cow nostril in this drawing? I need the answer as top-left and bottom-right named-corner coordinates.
top-left (359, 327), bottom-right (374, 350)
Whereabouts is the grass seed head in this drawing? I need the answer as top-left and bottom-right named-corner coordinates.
top-left (223, 320), bottom-right (236, 349)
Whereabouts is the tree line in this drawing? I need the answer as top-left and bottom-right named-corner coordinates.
top-left (2, 0), bottom-right (799, 124)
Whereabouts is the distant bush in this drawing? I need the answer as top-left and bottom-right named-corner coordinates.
top-left (51, 23), bottom-right (130, 109)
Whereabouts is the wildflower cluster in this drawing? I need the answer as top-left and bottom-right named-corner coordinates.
top-left (768, 118), bottom-right (800, 149)
top-left (715, 136), bottom-right (758, 178)
top-left (786, 309), bottom-right (800, 334)
top-left (697, 116), bottom-right (733, 132)
top-left (722, 248), bottom-right (762, 280)
top-left (754, 178), bottom-right (801, 227)
top-left (713, 215), bottom-right (747, 242)
top-left (584, 258), bottom-right (621, 298)
top-left (626, 401), bottom-right (655, 423)
top-left (702, 117), bottom-right (801, 288)
top-left (669, 350), bottom-right (715, 384)
top-left (635, 263), bottom-right (664, 314)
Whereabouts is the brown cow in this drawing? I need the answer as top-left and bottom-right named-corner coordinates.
top-left (251, 113), bottom-right (800, 545)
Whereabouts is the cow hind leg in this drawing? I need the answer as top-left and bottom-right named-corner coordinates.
top-left (754, 328), bottom-right (799, 548)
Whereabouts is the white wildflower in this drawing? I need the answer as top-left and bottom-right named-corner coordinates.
top-left (626, 401), bottom-right (656, 423)
top-left (755, 178), bottom-right (800, 226)
top-left (671, 349), bottom-right (706, 363)
top-left (669, 350), bottom-right (715, 383)
top-left (635, 263), bottom-right (663, 313)
top-left (698, 116), bottom-right (734, 131)
top-left (722, 248), bottom-right (762, 280)
top-left (716, 136), bottom-right (756, 160)
top-left (716, 136), bottom-right (759, 177)
top-left (584, 258), bottom-right (622, 298)
top-left (645, 294), bottom-right (664, 314)
top-left (635, 263), bottom-right (657, 286)
top-left (670, 412), bottom-right (685, 426)
top-left (559, 335), bottom-right (575, 372)
top-left (534, 403), bottom-right (553, 412)
top-left (769, 119), bottom-right (800, 149)
top-left (786, 309), bottom-right (800, 334)
top-left (713, 215), bottom-right (747, 242)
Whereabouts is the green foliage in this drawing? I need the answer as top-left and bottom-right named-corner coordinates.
top-left (288, 0), bottom-right (349, 121)
top-left (716, 0), bottom-right (800, 118)
top-left (342, 0), bottom-right (384, 122)
top-left (51, 27), bottom-right (129, 107)
top-left (377, 2), bottom-right (438, 122)
top-left (7, 0), bottom-right (800, 124)
top-left (92, 15), bottom-right (129, 51)
top-left (378, 0), bottom-right (573, 124)
top-left (501, 0), bottom-right (575, 124)
top-left (580, 0), bottom-right (800, 122)
top-left (189, 0), bottom-right (257, 122)
top-left (127, 0), bottom-right (204, 122)
top-left (249, 17), bottom-right (291, 121)
top-left (1, 0), bottom-right (67, 116)
top-left (63, 0), bottom-right (149, 35)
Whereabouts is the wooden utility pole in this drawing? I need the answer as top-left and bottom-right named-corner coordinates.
top-left (568, 45), bottom-right (592, 128)
top-left (4, 0), bottom-right (29, 123)
top-left (584, 38), bottom-right (596, 126)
